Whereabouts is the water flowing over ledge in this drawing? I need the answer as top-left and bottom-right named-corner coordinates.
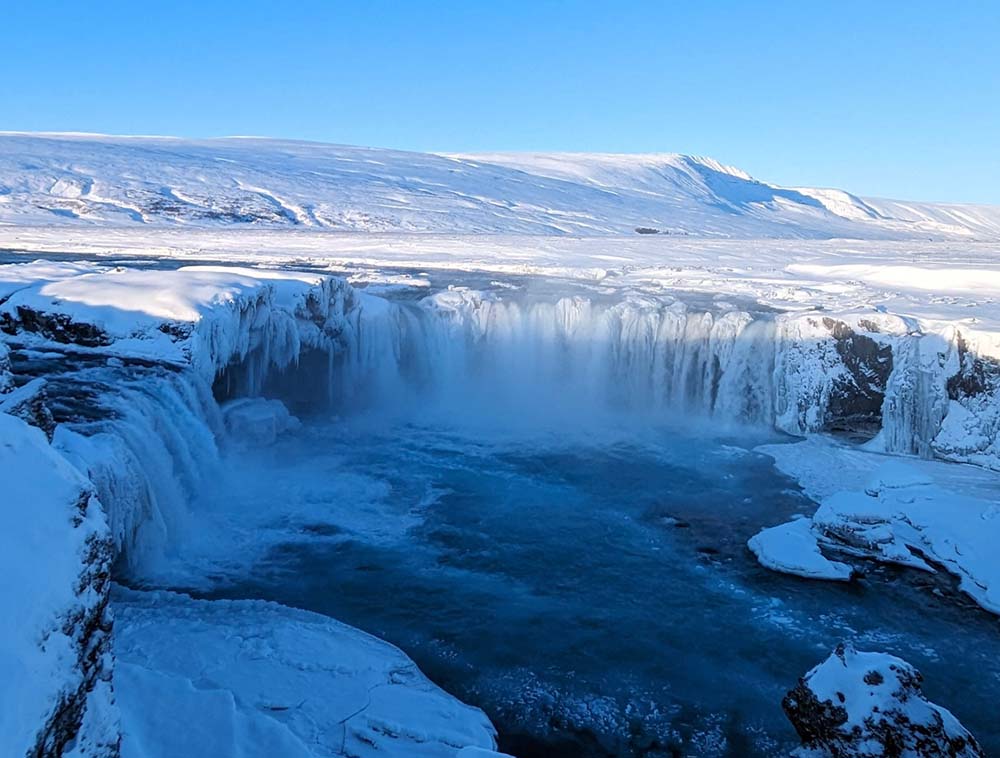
top-left (2, 260), bottom-right (999, 566)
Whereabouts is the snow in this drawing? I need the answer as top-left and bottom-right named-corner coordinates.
top-left (1, 133), bottom-right (999, 239)
top-left (805, 646), bottom-right (958, 733)
top-left (747, 518), bottom-right (853, 581)
top-left (3, 133), bottom-right (1000, 756)
top-left (0, 261), bottom-right (352, 378)
top-left (785, 643), bottom-right (983, 757)
top-left (0, 412), bottom-right (116, 757)
top-left (113, 587), bottom-right (506, 758)
top-left (753, 436), bottom-right (1000, 614)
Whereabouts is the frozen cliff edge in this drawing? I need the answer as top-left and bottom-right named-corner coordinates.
top-left (112, 588), bottom-right (505, 758)
top-left (0, 410), bottom-right (117, 758)
top-left (0, 265), bottom-right (507, 758)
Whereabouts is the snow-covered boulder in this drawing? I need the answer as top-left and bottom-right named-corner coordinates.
top-left (783, 643), bottom-right (982, 758)
top-left (0, 412), bottom-right (118, 758)
top-left (113, 588), bottom-right (507, 758)
top-left (221, 397), bottom-right (301, 447)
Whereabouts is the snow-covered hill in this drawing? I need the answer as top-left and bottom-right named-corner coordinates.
top-left (1, 132), bottom-right (998, 240)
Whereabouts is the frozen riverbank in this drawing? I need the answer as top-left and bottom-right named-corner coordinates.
top-left (750, 436), bottom-right (1000, 614)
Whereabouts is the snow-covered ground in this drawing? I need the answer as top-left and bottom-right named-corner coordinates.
top-left (2, 134), bottom-right (1000, 756)
top-left (113, 588), bottom-right (502, 758)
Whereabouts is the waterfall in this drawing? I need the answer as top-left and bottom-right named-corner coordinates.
top-left (879, 330), bottom-right (959, 456)
top-left (54, 368), bottom-right (224, 573)
top-left (28, 279), bottom-right (987, 574)
top-left (333, 289), bottom-right (779, 424)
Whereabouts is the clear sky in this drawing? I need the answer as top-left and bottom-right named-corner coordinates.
top-left (3, 1), bottom-right (998, 203)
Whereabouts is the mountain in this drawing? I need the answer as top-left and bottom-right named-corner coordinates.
top-left (0, 132), bottom-right (998, 240)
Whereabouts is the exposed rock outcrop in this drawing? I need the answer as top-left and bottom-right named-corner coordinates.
top-left (784, 643), bottom-right (983, 758)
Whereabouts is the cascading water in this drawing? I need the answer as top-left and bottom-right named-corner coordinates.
top-left (53, 366), bottom-right (224, 573)
top-left (332, 289), bottom-right (782, 425)
top-left (12, 268), bottom-right (982, 598)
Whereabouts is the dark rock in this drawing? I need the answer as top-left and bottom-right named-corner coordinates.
top-left (1, 306), bottom-right (111, 347)
top-left (947, 332), bottom-right (1000, 401)
top-left (821, 318), bottom-right (893, 435)
top-left (0, 377), bottom-right (57, 439)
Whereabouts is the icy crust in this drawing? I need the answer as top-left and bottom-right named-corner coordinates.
top-left (113, 588), bottom-right (507, 758)
top-left (0, 413), bottom-right (118, 758)
top-left (752, 437), bottom-right (1000, 615)
top-left (784, 643), bottom-right (983, 758)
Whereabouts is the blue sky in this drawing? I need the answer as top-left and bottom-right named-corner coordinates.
top-left (3, 1), bottom-right (998, 203)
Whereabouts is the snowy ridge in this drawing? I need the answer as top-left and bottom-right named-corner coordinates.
top-left (1, 133), bottom-right (999, 239)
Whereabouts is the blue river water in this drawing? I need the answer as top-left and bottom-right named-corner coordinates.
top-left (170, 413), bottom-right (1000, 757)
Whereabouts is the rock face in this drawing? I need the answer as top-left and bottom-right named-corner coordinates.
top-left (783, 643), bottom-right (983, 758)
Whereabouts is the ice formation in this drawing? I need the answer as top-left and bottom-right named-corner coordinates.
top-left (0, 412), bottom-right (117, 758)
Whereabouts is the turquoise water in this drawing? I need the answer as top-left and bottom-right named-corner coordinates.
top-left (171, 416), bottom-right (1000, 757)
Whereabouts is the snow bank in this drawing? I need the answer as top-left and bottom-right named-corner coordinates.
top-left (784, 643), bottom-right (982, 757)
top-left (0, 412), bottom-right (118, 758)
top-left (113, 588), bottom-right (506, 758)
